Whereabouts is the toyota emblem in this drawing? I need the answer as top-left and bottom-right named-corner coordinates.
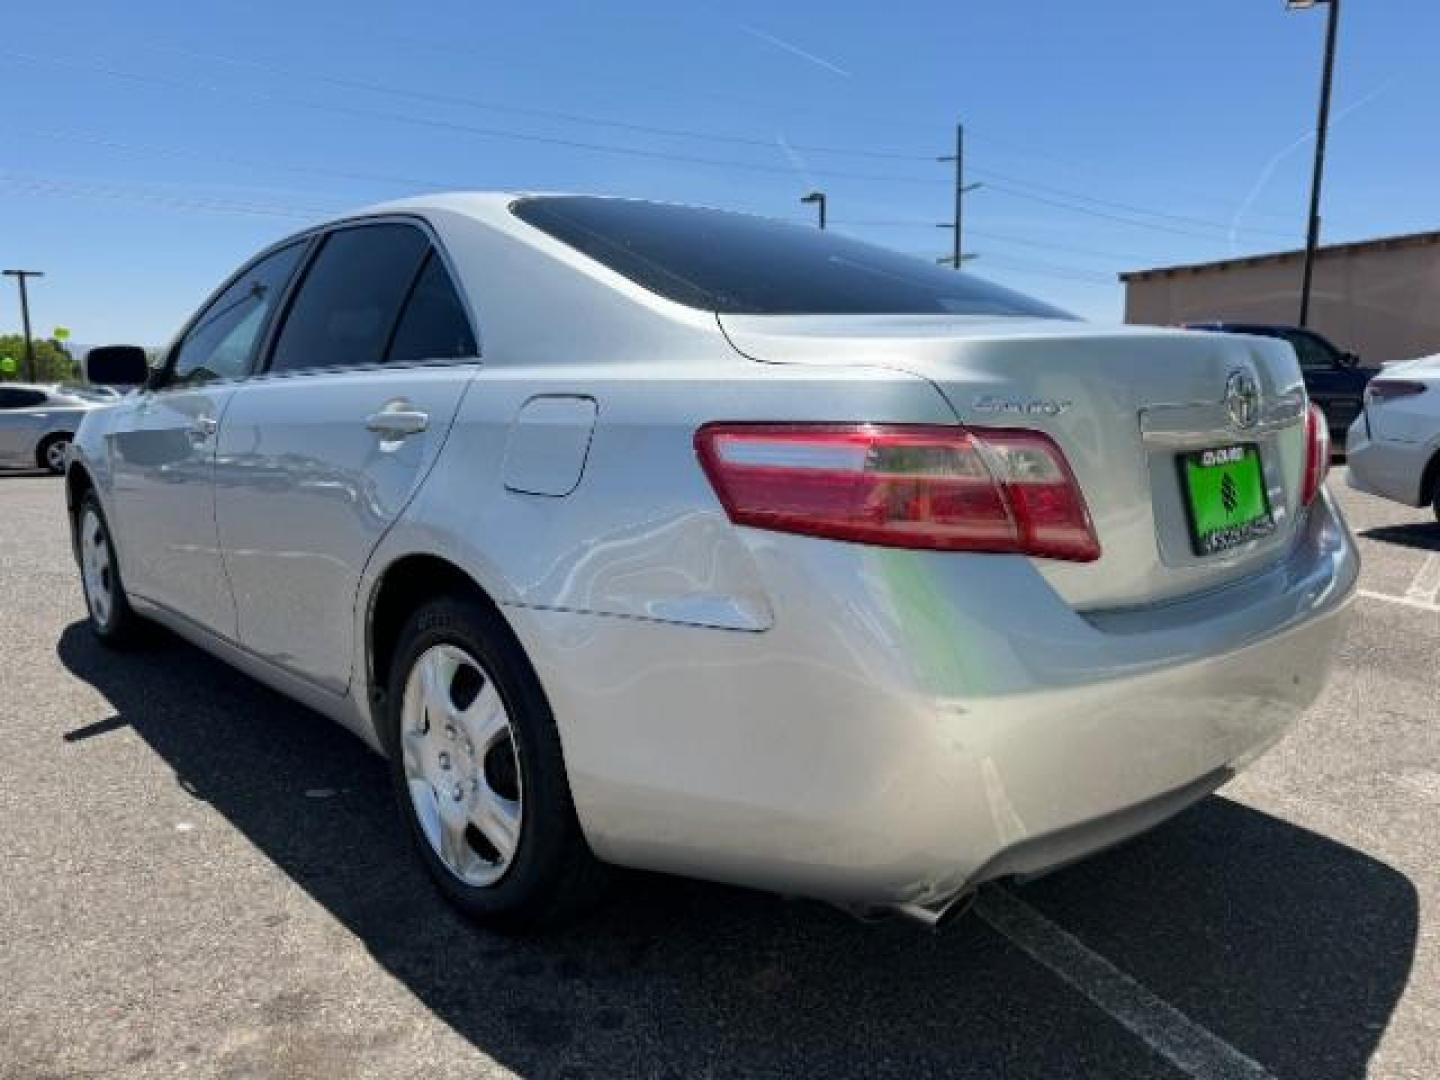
top-left (1224, 370), bottom-right (1261, 430)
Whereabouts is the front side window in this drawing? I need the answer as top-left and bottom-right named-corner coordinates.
top-left (169, 241), bottom-right (307, 388)
top-left (268, 223), bottom-right (430, 374)
top-left (511, 195), bottom-right (1068, 318)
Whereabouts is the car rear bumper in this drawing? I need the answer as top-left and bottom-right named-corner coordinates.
top-left (1346, 420), bottom-right (1429, 506)
top-left (509, 486), bottom-right (1358, 909)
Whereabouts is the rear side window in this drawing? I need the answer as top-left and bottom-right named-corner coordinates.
top-left (170, 241), bottom-right (306, 387)
top-left (386, 252), bottom-right (476, 364)
top-left (0, 388), bottom-right (47, 409)
top-left (269, 223), bottom-right (429, 374)
top-left (512, 196), bottom-right (1067, 318)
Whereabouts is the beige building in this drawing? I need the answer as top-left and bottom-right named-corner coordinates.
top-left (1121, 229), bottom-right (1440, 366)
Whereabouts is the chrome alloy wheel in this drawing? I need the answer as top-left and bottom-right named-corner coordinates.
top-left (45, 438), bottom-right (70, 473)
top-left (79, 506), bottom-right (114, 630)
top-left (400, 644), bottom-right (524, 887)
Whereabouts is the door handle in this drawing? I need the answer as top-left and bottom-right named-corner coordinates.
top-left (188, 416), bottom-right (218, 442)
top-left (365, 402), bottom-right (429, 439)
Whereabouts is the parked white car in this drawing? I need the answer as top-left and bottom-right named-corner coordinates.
top-left (69, 193), bottom-right (1357, 930)
top-left (0, 383), bottom-right (103, 474)
top-left (1347, 354), bottom-right (1440, 519)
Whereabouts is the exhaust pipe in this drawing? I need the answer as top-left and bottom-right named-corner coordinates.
top-left (887, 889), bottom-right (976, 930)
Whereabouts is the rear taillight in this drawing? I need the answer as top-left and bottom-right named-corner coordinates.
top-left (1301, 401), bottom-right (1331, 507)
top-left (694, 423), bottom-right (1101, 562)
top-left (1366, 379), bottom-right (1427, 403)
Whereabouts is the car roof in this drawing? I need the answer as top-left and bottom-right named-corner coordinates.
top-left (1186, 322), bottom-right (1303, 334)
top-left (295, 191), bottom-right (800, 245)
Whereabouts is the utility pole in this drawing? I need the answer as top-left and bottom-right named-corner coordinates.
top-left (3, 270), bottom-right (44, 382)
top-left (1288, 0), bottom-right (1341, 328)
top-left (937, 123), bottom-right (982, 268)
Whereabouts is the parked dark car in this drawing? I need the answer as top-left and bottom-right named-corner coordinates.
top-left (1184, 323), bottom-right (1373, 438)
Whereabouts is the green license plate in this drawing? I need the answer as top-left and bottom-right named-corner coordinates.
top-left (1179, 445), bottom-right (1275, 556)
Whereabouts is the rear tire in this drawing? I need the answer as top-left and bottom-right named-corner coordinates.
top-left (38, 434), bottom-right (72, 476)
top-left (75, 490), bottom-right (143, 647)
top-left (384, 595), bottom-right (608, 931)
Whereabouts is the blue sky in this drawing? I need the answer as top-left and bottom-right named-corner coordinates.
top-left (0, 0), bottom-right (1433, 344)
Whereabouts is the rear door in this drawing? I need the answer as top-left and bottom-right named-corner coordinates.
top-left (214, 219), bottom-right (480, 695)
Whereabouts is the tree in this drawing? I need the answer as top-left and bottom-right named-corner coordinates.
top-left (0, 335), bottom-right (78, 383)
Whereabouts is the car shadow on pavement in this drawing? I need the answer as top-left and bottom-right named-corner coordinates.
top-left (1361, 523), bottom-right (1440, 552)
top-left (57, 622), bottom-right (1417, 1080)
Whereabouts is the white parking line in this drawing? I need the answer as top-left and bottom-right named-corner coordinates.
top-left (1358, 588), bottom-right (1440, 615)
top-left (976, 889), bottom-right (1276, 1080)
top-left (1404, 553), bottom-right (1440, 604)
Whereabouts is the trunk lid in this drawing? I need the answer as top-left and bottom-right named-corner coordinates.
top-left (719, 314), bottom-right (1308, 611)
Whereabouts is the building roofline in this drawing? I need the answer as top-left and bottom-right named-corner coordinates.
top-left (1119, 228), bottom-right (1440, 283)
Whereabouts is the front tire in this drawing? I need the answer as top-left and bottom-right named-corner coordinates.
top-left (76, 490), bottom-right (142, 646)
top-left (385, 596), bottom-right (607, 930)
top-left (38, 434), bottom-right (71, 475)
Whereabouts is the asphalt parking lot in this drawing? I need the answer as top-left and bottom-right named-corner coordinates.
top-left (1, 467), bottom-right (1436, 1080)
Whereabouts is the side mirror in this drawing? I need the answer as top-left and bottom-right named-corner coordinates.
top-left (85, 345), bottom-right (151, 387)
top-left (1341, 351), bottom-right (1361, 368)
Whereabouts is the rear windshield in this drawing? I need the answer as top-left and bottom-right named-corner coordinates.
top-left (511, 196), bottom-right (1068, 318)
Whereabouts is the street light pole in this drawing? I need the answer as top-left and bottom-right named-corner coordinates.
top-left (3, 270), bottom-right (45, 382)
top-left (800, 191), bottom-right (827, 229)
top-left (1289, 0), bottom-right (1341, 328)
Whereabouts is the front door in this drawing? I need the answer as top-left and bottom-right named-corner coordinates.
top-left (214, 222), bottom-right (480, 694)
top-left (107, 240), bottom-right (308, 636)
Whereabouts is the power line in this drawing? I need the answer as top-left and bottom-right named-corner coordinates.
top-left (965, 228), bottom-right (1167, 266)
top-left (983, 184), bottom-right (1267, 242)
top-left (0, 154), bottom-right (1177, 271)
top-left (185, 4), bottom-right (1292, 226)
top-left (833, 218), bottom-right (1185, 265)
top-left (0, 170), bottom-right (337, 220)
top-left (143, 42), bottom-right (938, 164)
top-left (3, 130), bottom-right (1243, 277)
top-left (5, 48), bottom-right (1300, 245)
top-left (6, 128), bottom-right (461, 197)
top-left (0, 170), bottom-right (1121, 297)
top-left (0, 51), bottom-right (937, 188)
top-left (963, 128), bottom-right (1299, 224)
top-left (973, 168), bottom-right (1295, 238)
top-left (975, 256), bottom-right (1116, 287)
top-left (171, 41), bottom-right (1297, 240)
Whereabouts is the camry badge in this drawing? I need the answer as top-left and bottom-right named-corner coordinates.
top-left (972, 395), bottom-right (1072, 418)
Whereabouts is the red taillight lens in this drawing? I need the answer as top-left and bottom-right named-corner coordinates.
top-left (1301, 401), bottom-right (1331, 507)
top-left (694, 423), bottom-right (1100, 562)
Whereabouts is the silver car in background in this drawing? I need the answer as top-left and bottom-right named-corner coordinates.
top-left (68, 193), bottom-right (1357, 930)
top-left (0, 383), bottom-right (103, 474)
top-left (1347, 354), bottom-right (1440, 520)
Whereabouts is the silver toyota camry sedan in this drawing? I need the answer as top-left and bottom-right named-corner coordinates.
top-left (68, 193), bottom-right (1358, 929)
